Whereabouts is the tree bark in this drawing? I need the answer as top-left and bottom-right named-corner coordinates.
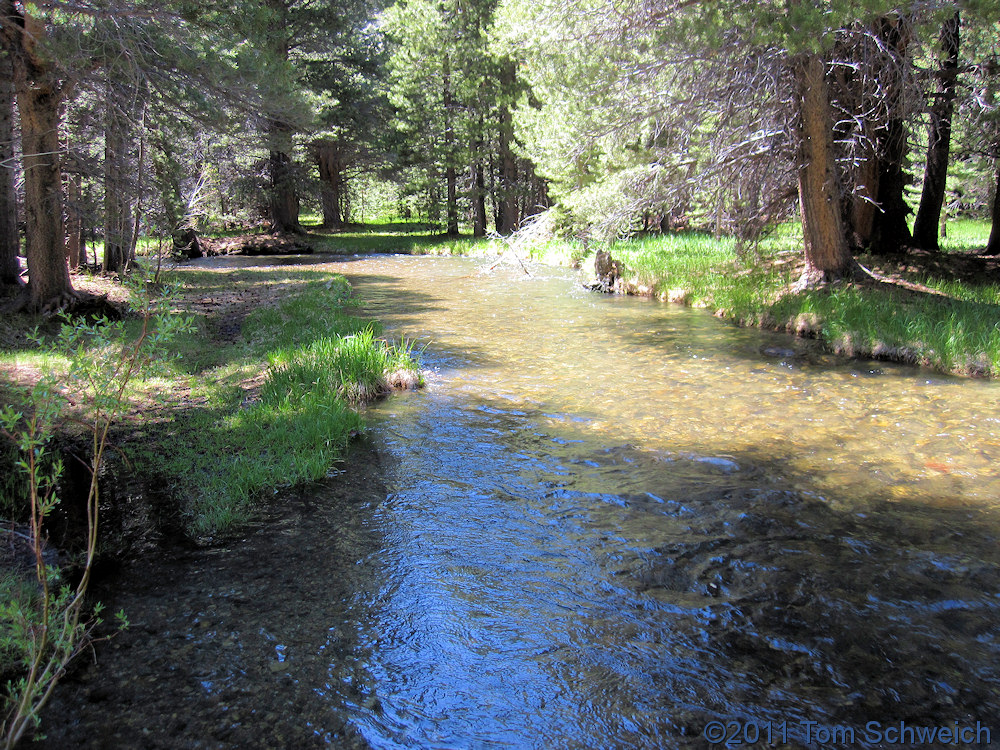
top-left (268, 124), bottom-right (300, 234)
top-left (129, 95), bottom-right (148, 263)
top-left (5, 6), bottom-right (76, 310)
top-left (316, 143), bottom-right (344, 229)
top-left (472, 161), bottom-right (487, 237)
top-left (0, 51), bottom-right (20, 286)
top-left (831, 32), bottom-right (878, 251)
top-left (869, 16), bottom-right (913, 255)
top-left (18, 80), bottom-right (73, 309)
top-left (104, 86), bottom-right (134, 274)
top-left (912, 11), bottom-right (960, 251)
top-left (443, 54), bottom-right (458, 236)
top-left (497, 61), bottom-right (518, 234)
top-left (793, 54), bottom-right (855, 286)
top-left (987, 165), bottom-right (1000, 256)
top-left (264, 7), bottom-right (300, 235)
top-left (846, 157), bottom-right (879, 249)
top-left (65, 170), bottom-right (83, 270)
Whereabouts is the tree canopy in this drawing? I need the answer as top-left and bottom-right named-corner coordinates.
top-left (1, 0), bottom-right (998, 308)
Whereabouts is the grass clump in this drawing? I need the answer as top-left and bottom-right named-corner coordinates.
top-left (769, 286), bottom-right (1000, 376)
top-left (264, 328), bottom-right (421, 406)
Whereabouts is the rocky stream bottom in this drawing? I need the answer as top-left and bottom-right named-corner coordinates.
top-left (32, 438), bottom-right (1000, 749)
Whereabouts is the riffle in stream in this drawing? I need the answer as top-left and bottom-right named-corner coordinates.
top-left (39, 255), bottom-right (1000, 749)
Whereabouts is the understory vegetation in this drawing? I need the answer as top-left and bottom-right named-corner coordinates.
top-left (560, 219), bottom-right (1000, 377)
top-left (1, 266), bottom-right (421, 551)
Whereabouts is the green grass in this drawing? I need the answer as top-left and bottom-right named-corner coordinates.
top-left (592, 219), bottom-right (997, 377)
top-left (938, 218), bottom-right (991, 254)
top-left (1, 268), bottom-right (422, 539)
top-left (307, 229), bottom-right (494, 257)
top-left (767, 286), bottom-right (1000, 375)
top-left (134, 273), bottom-right (422, 538)
top-left (296, 219), bottom-right (498, 257)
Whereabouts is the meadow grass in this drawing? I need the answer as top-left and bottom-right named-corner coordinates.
top-left (300, 220), bottom-right (497, 257)
top-left (939, 218), bottom-right (992, 254)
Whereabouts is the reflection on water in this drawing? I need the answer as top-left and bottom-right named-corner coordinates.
top-left (39, 254), bottom-right (1000, 748)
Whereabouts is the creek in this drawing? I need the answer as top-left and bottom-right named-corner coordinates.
top-left (39, 254), bottom-right (1000, 749)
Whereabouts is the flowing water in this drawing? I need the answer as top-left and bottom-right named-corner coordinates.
top-left (40, 254), bottom-right (1000, 748)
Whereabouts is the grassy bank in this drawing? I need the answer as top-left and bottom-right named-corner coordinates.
top-left (0, 265), bottom-right (421, 540)
top-left (151, 273), bottom-right (420, 537)
top-left (301, 220), bottom-right (495, 257)
top-left (584, 221), bottom-right (999, 377)
top-left (0, 264), bottom-right (421, 737)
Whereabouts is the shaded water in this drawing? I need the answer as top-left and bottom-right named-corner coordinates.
top-left (40, 255), bottom-right (1000, 748)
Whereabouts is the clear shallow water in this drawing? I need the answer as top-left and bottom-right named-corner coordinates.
top-left (39, 254), bottom-right (1000, 748)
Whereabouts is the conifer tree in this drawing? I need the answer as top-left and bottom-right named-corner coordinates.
top-left (0, 49), bottom-right (18, 287)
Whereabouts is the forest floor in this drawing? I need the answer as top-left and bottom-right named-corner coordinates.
top-left (858, 245), bottom-right (1000, 291)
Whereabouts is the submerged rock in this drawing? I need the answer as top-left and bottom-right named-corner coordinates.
top-left (693, 456), bottom-right (741, 472)
top-left (760, 345), bottom-right (797, 359)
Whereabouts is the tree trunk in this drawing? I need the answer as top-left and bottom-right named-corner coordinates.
top-left (445, 165), bottom-right (458, 236)
top-left (869, 16), bottom-right (913, 255)
top-left (830, 32), bottom-right (878, 251)
top-left (263, 2), bottom-right (300, 235)
top-left (316, 144), bottom-right (344, 229)
top-left (342, 185), bottom-right (352, 224)
top-left (793, 54), bottom-right (855, 286)
top-left (104, 87), bottom-right (133, 274)
top-left (497, 62), bottom-right (518, 235)
top-left (443, 54), bottom-right (459, 236)
top-left (870, 117), bottom-right (912, 254)
top-left (65, 170), bottom-right (83, 270)
top-left (18, 80), bottom-right (73, 309)
top-left (268, 128), bottom-right (300, 234)
top-left (846, 157), bottom-right (879, 249)
top-left (987, 165), bottom-right (1000, 256)
top-left (472, 161), bottom-right (486, 237)
top-left (912, 11), bottom-right (960, 251)
top-left (0, 51), bottom-right (20, 286)
top-left (129, 96), bottom-right (148, 262)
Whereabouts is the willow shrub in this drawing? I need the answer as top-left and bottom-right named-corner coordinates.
top-left (1, 281), bottom-right (187, 748)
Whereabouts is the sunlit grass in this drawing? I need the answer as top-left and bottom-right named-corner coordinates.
top-left (137, 273), bottom-right (422, 537)
top-left (304, 224), bottom-right (496, 257)
top-left (0, 265), bottom-right (422, 537)
top-left (938, 218), bottom-right (990, 254)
